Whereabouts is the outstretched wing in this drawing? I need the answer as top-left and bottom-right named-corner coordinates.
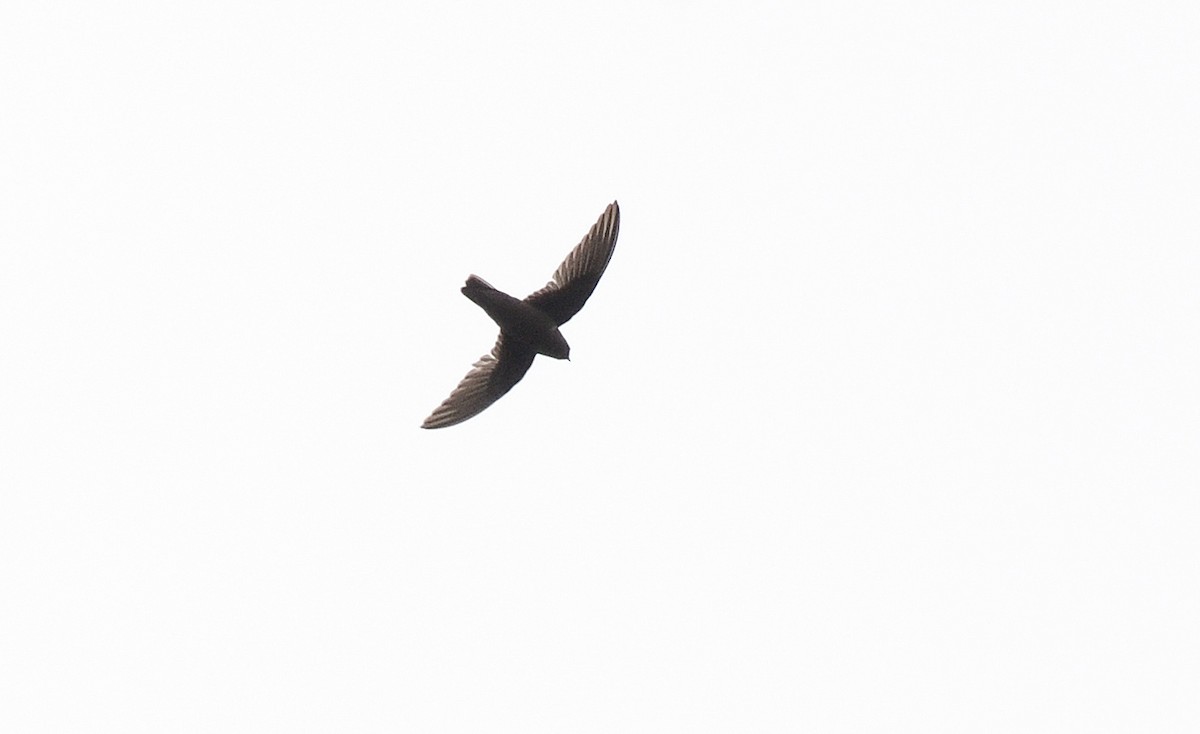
top-left (524, 201), bottom-right (620, 326)
top-left (421, 335), bottom-right (537, 429)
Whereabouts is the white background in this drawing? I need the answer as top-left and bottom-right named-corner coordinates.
top-left (3, 2), bottom-right (1198, 731)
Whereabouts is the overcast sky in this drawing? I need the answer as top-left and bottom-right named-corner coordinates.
top-left (2, 2), bottom-right (1198, 732)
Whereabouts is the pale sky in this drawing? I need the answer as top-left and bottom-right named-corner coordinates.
top-left (2, 2), bottom-right (1198, 732)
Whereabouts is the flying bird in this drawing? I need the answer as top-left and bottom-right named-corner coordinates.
top-left (421, 201), bottom-right (620, 429)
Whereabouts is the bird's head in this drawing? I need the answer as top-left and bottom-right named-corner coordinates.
top-left (542, 330), bottom-right (570, 360)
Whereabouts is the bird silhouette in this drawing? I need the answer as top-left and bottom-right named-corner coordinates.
top-left (421, 201), bottom-right (620, 429)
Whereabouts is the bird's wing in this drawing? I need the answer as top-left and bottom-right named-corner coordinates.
top-left (524, 201), bottom-right (620, 326)
top-left (421, 335), bottom-right (537, 429)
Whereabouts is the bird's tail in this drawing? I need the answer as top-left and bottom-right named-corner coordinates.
top-left (462, 274), bottom-right (497, 295)
top-left (461, 275), bottom-right (500, 309)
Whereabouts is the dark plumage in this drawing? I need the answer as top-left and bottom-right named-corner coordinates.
top-left (421, 201), bottom-right (620, 429)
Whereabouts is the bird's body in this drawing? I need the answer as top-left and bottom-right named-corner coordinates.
top-left (460, 275), bottom-right (570, 360)
top-left (421, 201), bottom-right (620, 429)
